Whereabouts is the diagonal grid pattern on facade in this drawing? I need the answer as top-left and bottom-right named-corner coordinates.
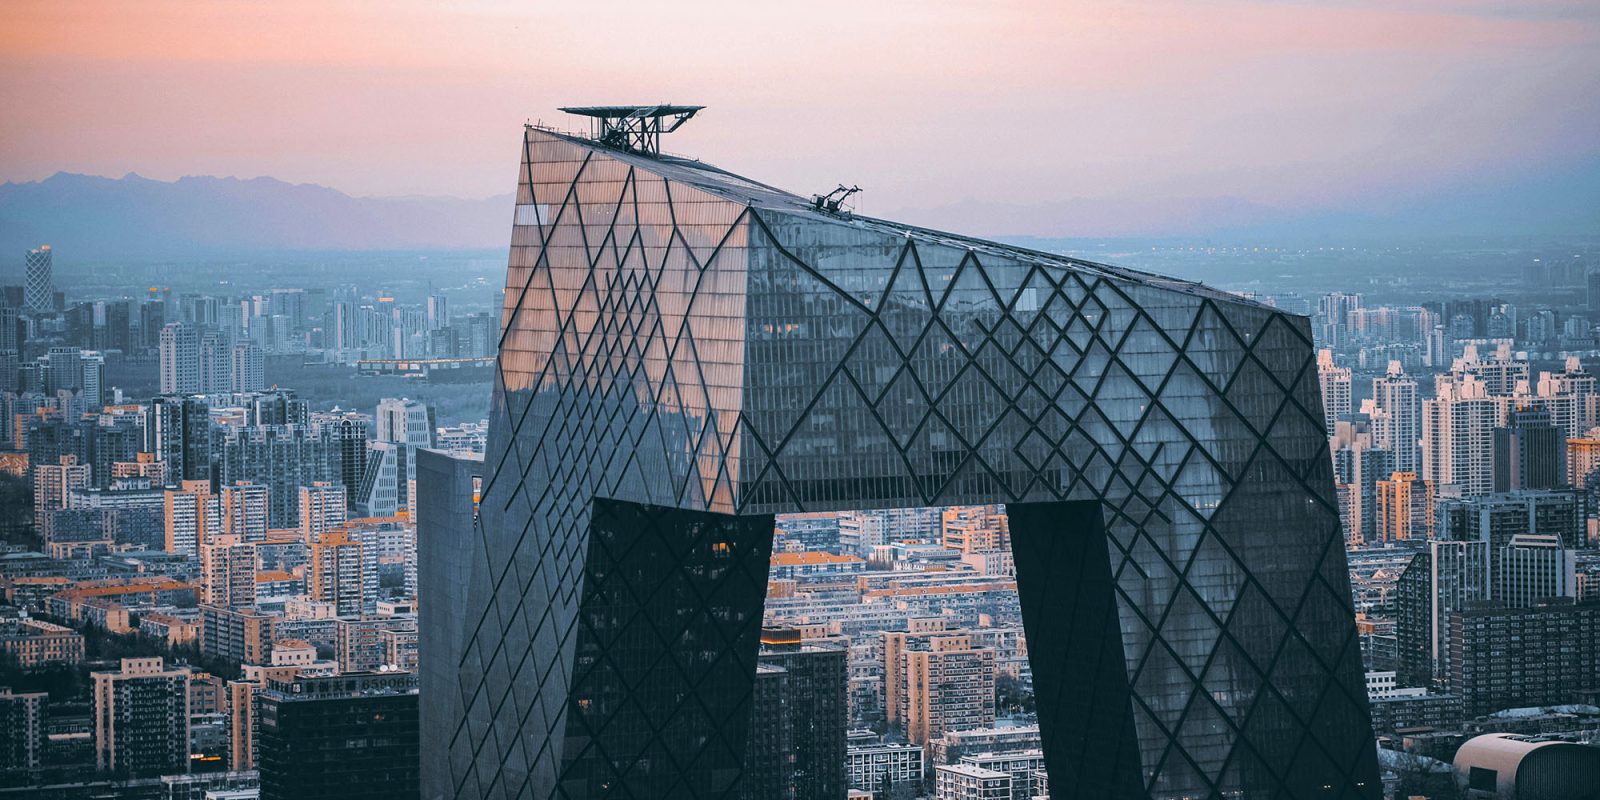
top-left (417, 122), bottom-right (1380, 800)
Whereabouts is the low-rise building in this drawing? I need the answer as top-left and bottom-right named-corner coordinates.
top-left (934, 764), bottom-right (1010, 800)
top-left (0, 616), bottom-right (85, 668)
top-left (139, 612), bottom-right (199, 648)
top-left (201, 605), bottom-right (275, 665)
top-left (846, 741), bottom-right (924, 795)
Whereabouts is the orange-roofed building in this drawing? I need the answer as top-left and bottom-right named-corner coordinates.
top-left (770, 551), bottom-right (866, 580)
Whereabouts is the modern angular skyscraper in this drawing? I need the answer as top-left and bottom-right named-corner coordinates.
top-left (421, 108), bottom-right (1378, 800)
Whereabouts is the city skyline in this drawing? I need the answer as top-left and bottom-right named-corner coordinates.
top-left (3, 2), bottom-right (1599, 797)
top-left (3, 1), bottom-right (1598, 238)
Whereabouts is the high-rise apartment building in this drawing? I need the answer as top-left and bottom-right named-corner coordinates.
top-left (224, 679), bottom-right (262, 771)
top-left (1588, 271), bottom-right (1600, 324)
top-left (23, 246), bottom-right (53, 312)
top-left (1317, 292), bottom-right (1361, 348)
top-left (1533, 356), bottom-right (1595, 439)
top-left (200, 606), bottom-right (273, 665)
top-left (299, 482), bottom-right (348, 543)
top-left (0, 687), bottom-right (46, 775)
top-left (899, 636), bottom-right (996, 747)
top-left (1331, 418), bottom-right (1391, 547)
top-left (420, 111), bottom-right (1378, 800)
top-left (1374, 471), bottom-right (1432, 542)
top-left (159, 322), bottom-right (201, 395)
top-left (426, 294), bottom-right (449, 330)
top-left (231, 341), bottom-right (264, 391)
top-left (1422, 374), bottom-right (1500, 497)
top-left (1370, 360), bottom-right (1422, 474)
top-left (258, 671), bottom-right (419, 800)
top-left (1566, 428), bottom-right (1600, 488)
top-left (200, 534), bottom-right (259, 609)
top-left (37, 346), bottom-right (105, 408)
top-left (92, 657), bottom-right (191, 776)
top-left (1450, 342), bottom-right (1528, 397)
top-left (146, 394), bottom-right (213, 482)
top-left (221, 481), bottom-right (270, 542)
top-left (1395, 541), bottom-right (1492, 685)
top-left (310, 530), bottom-right (369, 616)
top-left (1317, 349), bottom-right (1353, 435)
top-left (217, 424), bottom-right (332, 527)
top-left (33, 454), bottom-right (90, 519)
top-left (334, 616), bottom-right (414, 673)
top-left (223, 666), bottom-right (297, 772)
top-left (199, 329), bottom-right (230, 393)
top-left (742, 664), bottom-right (791, 800)
top-left (164, 479), bottom-right (220, 558)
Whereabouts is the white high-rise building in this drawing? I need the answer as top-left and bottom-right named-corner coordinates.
top-left (1422, 374), bottom-right (1503, 497)
top-left (1370, 361), bottom-right (1421, 474)
top-left (1450, 342), bottom-right (1527, 397)
top-left (24, 246), bottom-right (53, 312)
top-left (159, 322), bottom-right (200, 395)
top-left (367, 398), bottom-right (436, 514)
top-left (427, 294), bottom-right (449, 330)
top-left (377, 398), bottom-right (435, 448)
top-left (199, 330), bottom-right (231, 393)
top-left (1317, 349), bottom-right (1352, 435)
top-left (1532, 356), bottom-right (1596, 440)
top-left (230, 341), bottom-right (264, 392)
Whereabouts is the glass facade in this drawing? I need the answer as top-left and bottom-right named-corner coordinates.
top-left (419, 125), bottom-right (1379, 799)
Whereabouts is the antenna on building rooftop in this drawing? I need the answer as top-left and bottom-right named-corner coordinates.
top-left (558, 105), bottom-right (704, 156)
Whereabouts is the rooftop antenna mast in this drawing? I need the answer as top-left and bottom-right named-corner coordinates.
top-left (557, 105), bottom-right (705, 156)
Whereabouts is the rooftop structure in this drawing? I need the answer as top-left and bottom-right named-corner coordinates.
top-left (557, 104), bottom-right (704, 156)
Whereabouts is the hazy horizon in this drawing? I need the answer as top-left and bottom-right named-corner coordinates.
top-left (3, 0), bottom-right (1598, 239)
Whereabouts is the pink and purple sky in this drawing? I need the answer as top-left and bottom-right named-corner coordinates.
top-left (3, 0), bottom-right (1597, 236)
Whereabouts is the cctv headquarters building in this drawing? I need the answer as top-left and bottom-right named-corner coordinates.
top-left (419, 107), bottom-right (1379, 800)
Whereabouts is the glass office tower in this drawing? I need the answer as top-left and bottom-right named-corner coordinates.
top-left (420, 118), bottom-right (1378, 799)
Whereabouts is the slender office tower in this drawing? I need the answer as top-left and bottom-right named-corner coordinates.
top-left (421, 107), bottom-right (1378, 800)
top-left (24, 246), bottom-right (53, 312)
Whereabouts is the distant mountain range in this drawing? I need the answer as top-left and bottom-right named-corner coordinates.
top-left (2, 160), bottom-right (1596, 264)
top-left (0, 172), bottom-right (513, 260)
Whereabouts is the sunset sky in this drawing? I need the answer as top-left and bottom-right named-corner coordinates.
top-left (3, 0), bottom-right (1597, 236)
